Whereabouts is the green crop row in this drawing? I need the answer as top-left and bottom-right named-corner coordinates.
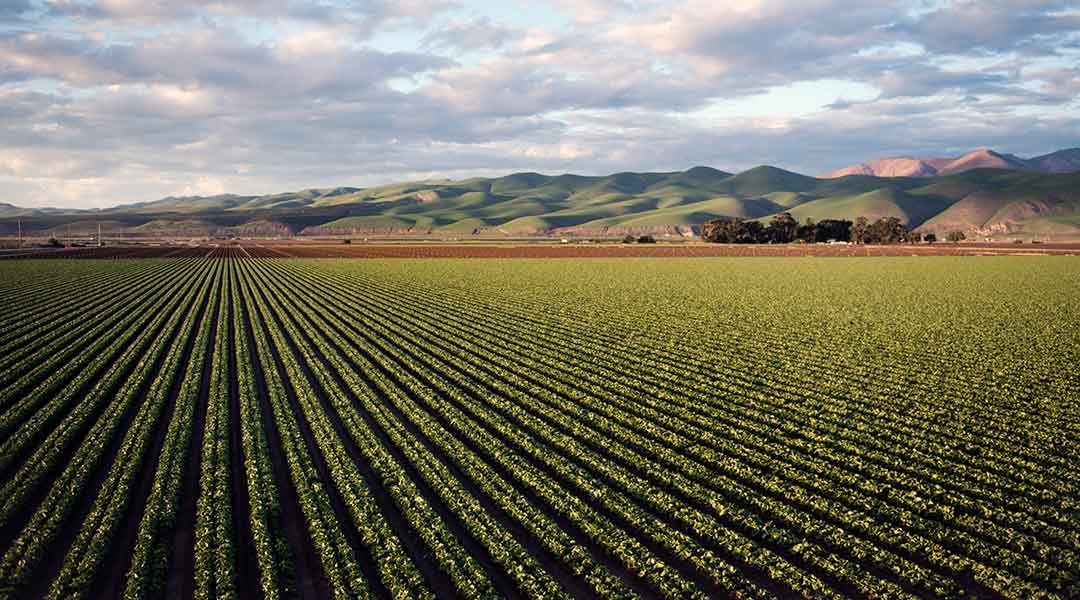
top-left (0, 260), bottom-right (216, 598)
top-left (0, 256), bottom-right (1075, 600)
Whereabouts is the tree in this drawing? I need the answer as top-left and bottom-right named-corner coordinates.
top-left (766, 212), bottom-right (798, 243)
top-left (909, 231), bottom-right (922, 243)
top-left (814, 219), bottom-right (852, 242)
top-left (701, 217), bottom-right (766, 243)
top-left (636, 235), bottom-right (656, 244)
top-left (700, 219), bottom-right (731, 243)
top-left (881, 216), bottom-right (907, 244)
top-left (796, 218), bottom-right (816, 243)
top-left (924, 232), bottom-right (937, 243)
top-left (866, 218), bottom-right (886, 243)
top-left (851, 217), bottom-right (869, 244)
top-left (743, 221), bottom-right (766, 243)
top-left (946, 230), bottom-right (966, 242)
top-left (862, 217), bottom-right (907, 244)
top-left (621, 234), bottom-right (637, 244)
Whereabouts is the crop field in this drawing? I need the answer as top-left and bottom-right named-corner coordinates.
top-left (0, 256), bottom-right (1077, 600)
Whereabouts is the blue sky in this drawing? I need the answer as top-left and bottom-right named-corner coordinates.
top-left (1, 0), bottom-right (1078, 207)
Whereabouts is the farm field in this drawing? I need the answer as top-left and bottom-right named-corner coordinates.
top-left (0, 256), bottom-right (1078, 599)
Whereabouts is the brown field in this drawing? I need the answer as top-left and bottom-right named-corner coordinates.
top-left (2, 241), bottom-right (1079, 259)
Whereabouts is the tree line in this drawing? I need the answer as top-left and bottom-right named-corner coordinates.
top-left (701, 213), bottom-right (966, 244)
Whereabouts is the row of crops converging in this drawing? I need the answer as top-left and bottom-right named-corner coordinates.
top-left (0, 257), bottom-right (1077, 599)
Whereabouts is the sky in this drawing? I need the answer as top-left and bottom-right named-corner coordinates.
top-left (1, 0), bottom-right (1078, 208)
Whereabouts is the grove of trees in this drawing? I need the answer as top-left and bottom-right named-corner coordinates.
top-left (701, 213), bottom-right (945, 245)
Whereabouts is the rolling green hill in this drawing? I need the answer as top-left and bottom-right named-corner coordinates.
top-left (775, 188), bottom-right (957, 229)
top-left (4, 166), bottom-right (1079, 239)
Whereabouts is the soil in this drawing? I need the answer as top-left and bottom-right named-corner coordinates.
top-left (239, 282), bottom-right (331, 600)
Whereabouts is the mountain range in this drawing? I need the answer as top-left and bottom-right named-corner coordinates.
top-left (826, 148), bottom-right (1080, 178)
top-left (2, 149), bottom-right (1079, 240)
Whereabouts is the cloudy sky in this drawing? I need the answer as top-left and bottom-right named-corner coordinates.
top-left (1, 0), bottom-right (1078, 208)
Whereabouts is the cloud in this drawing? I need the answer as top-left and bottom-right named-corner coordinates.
top-left (874, 64), bottom-right (1012, 99)
top-left (1025, 65), bottom-right (1080, 103)
top-left (606, 1), bottom-right (900, 88)
top-left (1, 0), bottom-right (1078, 207)
top-left (549, 0), bottom-right (633, 25)
top-left (46, 0), bottom-right (460, 30)
top-left (0, 26), bottom-right (450, 94)
top-left (420, 17), bottom-right (520, 51)
top-left (891, 0), bottom-right (1080, 55)
top-left (0, 0), bottom-right (35, 22)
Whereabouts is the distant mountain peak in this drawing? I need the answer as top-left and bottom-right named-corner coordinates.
top-left (937, 148), bottom-right (1029, 175)
top-left (1030, 147), bottom-right (1080, 173)
top-left (825, 147), bottom-right (1079, 178)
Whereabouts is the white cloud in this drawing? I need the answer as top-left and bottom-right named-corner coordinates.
top-left (0, 0), bottom-right (1077, 207)
top-left (515, 143), bottom-right (595, 160)
top-left (420, 16), bottom-right (520, 51)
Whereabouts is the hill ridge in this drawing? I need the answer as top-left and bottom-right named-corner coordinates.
top-left (826, 147), bottom-right (1080, 178)
top-left (3, 164), bottom-right (1079, 240)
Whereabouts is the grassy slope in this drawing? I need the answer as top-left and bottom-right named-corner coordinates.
top-left (917, 171), bottom-right (1080, 234)
top-left (1013, 214), bottom-right (1080, 234)
top-left (579, 197), bottom-right (782, 229)
top-left (774, 188), bottom-right (957, 228)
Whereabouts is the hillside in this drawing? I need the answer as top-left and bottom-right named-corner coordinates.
top-left (1030, 148), bottom-right (1080, 173)
top-left (918, 171), bottom-right (1080, 236)
top-left (4, 166), bottom-right (1079, 240)
top-left (775, 188), bottom-right (956, 229)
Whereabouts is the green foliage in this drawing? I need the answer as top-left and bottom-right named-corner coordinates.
top-left (0, 257), bottom-right (1077, 600)
top-left (706, 215), bottom-right (856, 244)
top-left (842, 216), bottom-right (911, 244)
top-left (814, 219), bottom-right (852, 242)
top-left (700, 217), bottom-right (766, 243)
top-left (766, 212), bottom-right (798, 243)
